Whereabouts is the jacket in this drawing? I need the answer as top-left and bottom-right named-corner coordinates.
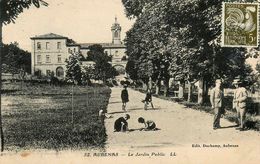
top-left (233, 87), bottom-right (247, 109)
top-left (210, 87), bottom-right (224, 108)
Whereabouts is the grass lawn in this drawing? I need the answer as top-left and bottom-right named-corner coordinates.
top-left (1, 82), bottom-right (111, 151)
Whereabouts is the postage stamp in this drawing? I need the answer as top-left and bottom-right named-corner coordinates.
top-left (222, 2), bottom-right (259, 47)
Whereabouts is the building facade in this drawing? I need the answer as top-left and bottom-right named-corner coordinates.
top-left (31, 18), bottom-right (127, 79)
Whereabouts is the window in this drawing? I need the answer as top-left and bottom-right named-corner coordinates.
top-left (35, 70), bottom-right (42, 77)
top-left (46, 70), bottom-right (51, 76)
top-left (115, 31), bottom-right (119, 38)
top-left (46, 42), bottom-right (50, 50)
top-left (68, 48), bottom-right (71, 53)
top-left (37, 42), bottom-right (41, 50)
top-left (73, 48), bottom-right (76, 52)
top-left (58, 55), bottom-right (62, 63)
top-left (46, 55), bottom-right (50, 63)
top-left (37, 55), bottom-right (41, 63)
top-left (105, 51), bottom-right (108, 55)
top-left (57, 42), bottom-right (61, 49)
top-left (121, 55), bottom-right (127, 61)
top-left (56, 67), bottom-right (64, 78)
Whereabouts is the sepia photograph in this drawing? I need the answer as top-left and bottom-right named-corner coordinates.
top-left (0, 0), bottom-right (260, 164)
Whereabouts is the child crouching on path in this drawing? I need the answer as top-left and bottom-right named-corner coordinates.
top-left (138, 117), bottom-right (158, 131)
top-left (114, 114), bottom-right (130, 132)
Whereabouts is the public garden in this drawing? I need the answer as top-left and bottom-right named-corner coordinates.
top-left (1, 81), bottom-right (111, 151)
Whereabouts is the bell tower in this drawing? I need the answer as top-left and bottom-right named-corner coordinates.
top-left (111, 17), bottom-right (122, 44)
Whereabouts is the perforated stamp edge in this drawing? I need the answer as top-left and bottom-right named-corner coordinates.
top-left (221, 1), bottom-right (259, 47)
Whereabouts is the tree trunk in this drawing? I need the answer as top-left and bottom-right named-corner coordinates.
top-left (155, 79), bottom-right (161, 95)
top-left (0, 18), bottom-right (4, 152)
top-left (198, 78), bottom-right (204, 104)
top-left (148, 77), bottom-right (152, 91)
top-left (142, 80), bottom-right (148, 91)
top-left (187, 81), bottom-right (193, 102)
top-left (204, 81), bottom-right (209, 103)
top-left (164, 78), bottom-right (170, 97)
top-left (178, 80), bottom-right (184, 99)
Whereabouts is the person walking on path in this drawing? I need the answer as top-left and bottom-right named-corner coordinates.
top-left (121, 85), bottom-right (129, 111)
top-left (233, 79), bottom-right (248, 131)
top-left (210, 79), bottom-right (224, 130)
top-left (143, 89), bottom-right (154, 110)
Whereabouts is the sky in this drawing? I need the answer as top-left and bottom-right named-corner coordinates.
top-left (2, 0), bottom-right (135, 52)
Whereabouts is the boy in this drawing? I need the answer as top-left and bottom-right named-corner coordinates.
top-left (143, 89), bottom-right (154, 110)
top-left (114, 114), bottom-right (130, 132)
top-left (121, 85), bottom-right (129, 111)
top-left (138, 117), bottom-right (157, 131)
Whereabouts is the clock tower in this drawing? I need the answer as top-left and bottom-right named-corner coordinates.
top-left (111, 17), bottom-right (122, 44)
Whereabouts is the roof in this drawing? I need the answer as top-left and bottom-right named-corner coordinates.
top-left (30, 33), bottom-right (68, 39)
top-left (80, 43), bottom-right (126, 49)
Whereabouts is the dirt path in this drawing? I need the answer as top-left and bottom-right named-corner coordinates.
top-left (104, 87), bottom-right (260, 163)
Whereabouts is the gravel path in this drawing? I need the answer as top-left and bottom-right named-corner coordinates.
top-left (104, 87), bottom-right (260, 163)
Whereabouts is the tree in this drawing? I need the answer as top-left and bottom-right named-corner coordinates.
top-left (2, 42), bottom-right (31, 74)
top-left (87, 44), bottom-right (117, 82)
top-left (124, 2), bottom-right (172, 94)
top-left (82, 65), bottom-right (94, 86)
top-left (256, 63), bottom-right (260, 73)
top-left (122, 0), bottom-right (252, 103)
top-left (0, 0), bottom-right (48, 152)
top-left (65, 52), bottom-right (83, 85)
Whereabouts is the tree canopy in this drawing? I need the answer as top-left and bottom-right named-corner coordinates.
top-left (87, 44), bottom-right (117, 82)
top-left (2, 42), bottom-right (31, 74)
top-left (65, 52), bottom-right (83, 84)
top-left (1, 0), bottom-right (48, 24)
top-left (123, 0), bottom-right (253, 89)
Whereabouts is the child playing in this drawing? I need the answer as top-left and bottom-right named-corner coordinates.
top-left (114, 114), bottom-right (130, 132)
top-left (121, 85), bottom-right (129, 111)
top-left (143, 89), bottom-right (154, 110)
top-left (138, 117), bottom-right (157, 131)
top-left (99, 109), bottom-right (112, 119)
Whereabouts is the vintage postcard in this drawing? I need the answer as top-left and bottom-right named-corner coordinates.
top-left (0, 0), bottom-right (260, 164)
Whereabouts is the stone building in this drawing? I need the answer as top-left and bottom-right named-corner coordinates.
top-left (30, 17), bottom-right (127, 79)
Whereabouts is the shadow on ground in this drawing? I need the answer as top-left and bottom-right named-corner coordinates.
top-left (109, 101), bottom-right (121, 104)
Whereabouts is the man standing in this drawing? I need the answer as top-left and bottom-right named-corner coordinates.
top-left (233, 79), bottom-right (248, 131)
top-left (210, 79), bottom-right (224, 130)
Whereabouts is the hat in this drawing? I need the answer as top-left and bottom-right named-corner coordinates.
top-left (233, 79), bottom-right (242, 84)
top-left (215, 79), bottom-right (222, 84)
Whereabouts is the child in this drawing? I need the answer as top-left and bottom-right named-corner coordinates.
top-left (143, 89), bottom-right (154, 110)
top-left (99, 109), bottom-right (112, 119)
top-left (121, 85), bottom-right (129, 111)
top-left (114, 114), bottom-right (130, 132)
top-left (138, 117), bottom-right (157, 131)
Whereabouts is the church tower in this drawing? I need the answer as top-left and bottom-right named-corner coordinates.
top-left (111, 17), bottom-right (122, 44)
